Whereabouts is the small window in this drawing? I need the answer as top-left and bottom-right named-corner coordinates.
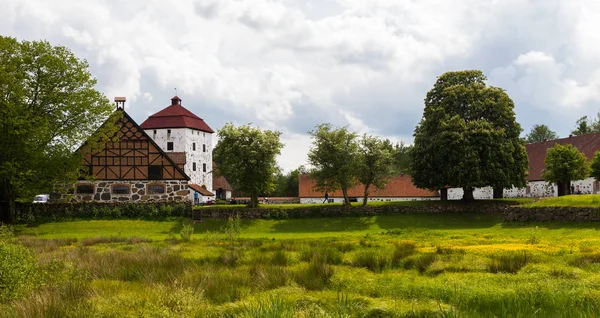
top-left (76, 184), bottom-right (94, 194)
top-left (203, 144), bottom-right (206, 152)
top-left (149, 165), bottom-right (163, 179)
top-left (203, 132), bottom-right (205, 137)
top-left (193, 162), bottom-right (196, 171)
top-left (203, 163), bottom-right (206, 172)
top-left (167, 129), bottom-right (171, 134)
top-left (193, 143), bottom-right (196, 151)
top-left (153, 130), bottom-right (156, 135)
top-left (148, 184), bottom-right (165, 194)
top-left (112, 185), bottom-right (130, 195)
top-left (167, 142), bottom-right (173, 151)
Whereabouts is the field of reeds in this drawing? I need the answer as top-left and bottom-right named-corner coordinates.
top-left (3, 211), bottom-right (600, 317)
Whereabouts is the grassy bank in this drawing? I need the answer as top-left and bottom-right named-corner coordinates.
top-left (4, 214), bottom-right (600, 316)
top-left (524, 194), bottom-right (600, 207)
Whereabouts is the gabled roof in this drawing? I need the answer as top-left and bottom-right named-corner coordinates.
top-left (140, 96), bottom-right (214, 133)
top-left (166, 152), bottom-right (186, 165)
top-left (212, 162), bottom-right (233, 191)
top-left (189, 184), bottom-right (214, 196)
top-left (526, 132), bottom-right (600, 181)
top-left (299, 174), bottom-right (439, 198)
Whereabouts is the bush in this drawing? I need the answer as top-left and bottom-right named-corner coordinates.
top-left (489, 251), bottom-right (530, 273)
top-left (179, 221), bottom-right (194, 241)
top-left (0, 241), bottom-right (39, 302)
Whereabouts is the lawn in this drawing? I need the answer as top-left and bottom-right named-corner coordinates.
top-left (524, 194), bottom-right (600, 207)
top-left (4, 213), bottom-right (600, 317)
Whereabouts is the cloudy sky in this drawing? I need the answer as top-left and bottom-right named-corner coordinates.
top-left (2, 0), bottom-right (600, 172)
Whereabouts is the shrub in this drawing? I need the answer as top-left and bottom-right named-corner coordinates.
top-left (294, 255), bottom-right (334, 290)
top-left (391, 242), bottom-right (416, 267)
top-left (352, 250), bottom-right (390, 272)
top-left (0, 241), bottom-right (40, 302)
top-left (489, 251), bottom-right (530, 273)
top-left (180, 221), bottom-right (194, 241)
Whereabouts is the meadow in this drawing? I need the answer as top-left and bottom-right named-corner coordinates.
top-left (3, 210), bottom-right (600, 317)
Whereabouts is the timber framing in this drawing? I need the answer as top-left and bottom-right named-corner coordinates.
top-left (80, 110), bottom-right (190, 181)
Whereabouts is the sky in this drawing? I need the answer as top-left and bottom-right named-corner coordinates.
top-left (2, 0), bottom-right (600, 172)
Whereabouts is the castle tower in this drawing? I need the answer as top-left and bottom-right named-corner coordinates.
top-left (140, 96), bottom-right (214, 200)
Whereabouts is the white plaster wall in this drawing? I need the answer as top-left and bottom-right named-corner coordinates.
top-left (448, 187), bottom-right (494, 200)
top-left (300, 197), bottom-right (440, 204)
top-left (150, 128), bottom-right (213, 193)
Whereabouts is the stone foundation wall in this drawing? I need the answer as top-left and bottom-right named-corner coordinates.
top-left (504, 207), bottom-right (600, 222)
top-left (71, 180), bottom-right (190, 203)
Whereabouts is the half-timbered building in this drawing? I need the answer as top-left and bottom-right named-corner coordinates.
top-left (73, 98), bottom-right (191, 203)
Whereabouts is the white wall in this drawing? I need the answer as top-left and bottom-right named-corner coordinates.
top-left (150, 128), bottom-right (213, 193)
top-left (447, 177), bottom-right (600, 200)
top-left (300, 197), bottom-right (440, 204)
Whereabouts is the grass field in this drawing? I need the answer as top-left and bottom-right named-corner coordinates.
top-left (4, 212), bottom-right (600, 317)
top-left (524, 194), bottom-right (600, 207)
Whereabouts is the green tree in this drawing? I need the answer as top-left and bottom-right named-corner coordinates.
top-left (0, 36), bottom-right (113, 221)
top-left (357, 134), bottom-right (395, 205)
top-left (266, 166), bottom-right (306, 197)
top-left (526, 124), bottom-right (558, 143)
top-left (591, 152), bottom-right (600, 183)
top-left (392, 142), bottom-right (412, 175)
top-left (308, 124), bottom-right (359, 206)
top-left (542, 144), bottom-right (589, 196)
top-left (411, 70), bottom-right (528, 201)
top-left (572, 116), bottom-right (591, 136)
top-left (213, 123), bottom-right (283, 208)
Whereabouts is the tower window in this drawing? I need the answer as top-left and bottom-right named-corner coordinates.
top-left (193, 143), bottom-right (196, 151)
top-left (167, 129), bottom-right (171, 138)
top-left (203, 163), bottom-right (206, 172)
top-left (193, 162), bottom-right (196, 171)
top-left (203, 144), bottom-right (206, 152)
top-left (167, 142), bottom-right (173, 151)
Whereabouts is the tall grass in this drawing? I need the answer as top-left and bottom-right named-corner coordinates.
top-left (489, 251), bottom-right (530, 273)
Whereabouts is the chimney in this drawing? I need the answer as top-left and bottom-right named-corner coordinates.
top-left (115, 97), bottom-right (126, 110)
top-left (569, 134), bottom-right (573, 138)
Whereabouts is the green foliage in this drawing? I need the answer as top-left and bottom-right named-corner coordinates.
top-left (391, 142), bottom-right (412, 176)
top-left (213, 123), bottom-right (283, 208)
top-left (542, 144), bottom-right (589, 184)
top-left (308, 123), bottom-right (360, 206)
top-left (411, 70), bottom-right (528, 200)
top-left (391, 242), bottom-right (416, 267)
top-left (526, 124), bottom-right (559, 143)
top-left (403, 253), bottom-right (437, 273)
top-left (570, 114), bottom-right (600, 136)
top-left (0, 240), bottom-right (39, 302)
top-left (294, 254), bottom-right (335, 290)
top-left (590, 152), bottom-right (600, 182)
top-left (0, 36), bottom-right (115, 221)
top-left (268, 166), bottom-right (307, 197)
top-left (357, 135), bottom-right (396, 205)
top-left (179, 220), bottom-right (194, 241)
top-left (221, 214), bottom-right (242, 243)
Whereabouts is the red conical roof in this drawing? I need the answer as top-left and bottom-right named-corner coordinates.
top-left (140, 96), bottom-right (214, 133)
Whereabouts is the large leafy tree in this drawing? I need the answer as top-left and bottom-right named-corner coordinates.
top-left (357, 134), bottom-right (395, 205)
top-left (526, 124), bottom-right (558, 143)
top-left (392, 142), bottom-right (412, 175)
top-left (411, 70), bottom-right (528, 201)
top-left (267, 166), bottom-right (306, 197)
top-left (590, 152), bottom-right (600, 183)
top-left (213, 123), bottom-right (283, 208)
top-left (0, 36), bottom-right (113, 221)
top-left (572, 116), bottom-right (592, 136)
top-left (542, 144), bottom-right (589, 196)
top-left (308, 124), bottom-right (359, 206)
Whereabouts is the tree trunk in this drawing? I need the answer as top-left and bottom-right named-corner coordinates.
top-left (462, 187), bottom-right (475, 201)
top-left (493, 187), bottom-right (504, 199)
top-left (439, 188), bottom-right (448, 201)
top-left (362, 184), bottom-right (370, 206)
top-left (249, 191), bottom-right (259, 208)
top-left (0, 182), bottom-right (14, 223)
top-left (341, 187), bottom-right (350, 206)
top-left (557, 181), bottom-right (569, 197)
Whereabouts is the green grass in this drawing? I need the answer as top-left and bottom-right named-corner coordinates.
top-left (6, 213), bottom-right (600, 317)
top-left (524, 194), bottom-right (600, 207)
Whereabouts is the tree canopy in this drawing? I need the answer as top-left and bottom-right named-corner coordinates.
top-left (590, 152), bottom-right (600, 183)
top-left (308, 124), bottom-right (359, 206)
top-left (571, 114), bottom-right (600, 136)
top-left (526, 124), bottom-right (558, 143)
top-left (0, 36), bottom-right (113, 221)
top-left (356, 134), bottom-right (395, 205)
top-left (410, 70), bottom-right (528, 201)
top-left (213, 123), bottom-right (283, 208)
top-left (542, 144), bottom-right (589, 196)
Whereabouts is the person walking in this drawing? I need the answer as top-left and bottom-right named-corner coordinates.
top-left (323, 191), bottom-right (329, 203)
top-left (194, 191), bottom-right (199, 205)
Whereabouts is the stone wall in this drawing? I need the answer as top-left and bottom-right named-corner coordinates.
top-left (193, 202), bottom-right (516, 219)
top-left (71, 180), bottom-right (190, 203)
top-left (504, 206), bottom-right (600, 222)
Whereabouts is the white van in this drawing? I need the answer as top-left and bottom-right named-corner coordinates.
top-left (33, 194), bottom-right (49, 203)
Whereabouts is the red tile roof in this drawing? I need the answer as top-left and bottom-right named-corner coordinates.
top-left (299, 174), bottom-right (439, 198)
top-left (140, 96), bottom-right (214, 133)
top-left (165, 152), bottom-right (186, 165)
top-left (526, 132), bottom-right (600, 181)
top-left (212, 162), bottom-right (233, 191)
top-left (189, 184), bottom-right (214, 196)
